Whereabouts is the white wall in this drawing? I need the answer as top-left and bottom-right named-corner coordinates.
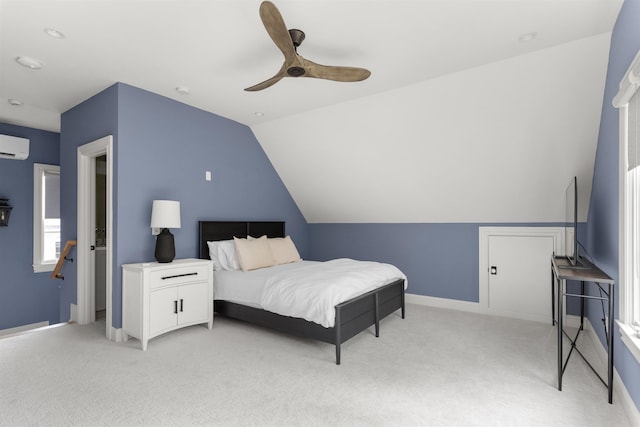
top-left (252, 33), bottom-right (611, 224)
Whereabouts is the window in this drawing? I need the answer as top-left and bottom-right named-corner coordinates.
top-left (614, 49), bottom-right (640, 362)
top-left (33, 163), bottom-right (60, 272)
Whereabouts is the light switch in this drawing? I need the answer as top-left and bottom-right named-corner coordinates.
top-left (205, 171), bottom-right (212, 181)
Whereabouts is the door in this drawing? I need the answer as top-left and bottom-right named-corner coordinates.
top-left (77, 136), bottom-right (113, 340)
top-left (483, 231), bottom-right (559, 323)
top-left (94, 155), bottom-right (107, 320)
top-left (177, 282), bottom-right (209, 325)
top-left (149, 287), bottom-right (178, 335)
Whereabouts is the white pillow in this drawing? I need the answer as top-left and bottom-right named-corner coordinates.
top-left (207, 240), bottom-right (239, 271)
top-left (207, 240), bottom-right (226, 270)
top-left (268, 236), bottom-right (301, 265)
top-left (234, 236), bottom-right (275, 271)
top-left (217, 240), bottom-right (239, 270)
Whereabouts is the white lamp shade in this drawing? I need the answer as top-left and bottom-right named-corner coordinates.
top-left (150, 200), bottom-right (181, 229)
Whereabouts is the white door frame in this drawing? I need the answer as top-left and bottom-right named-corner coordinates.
top-left (77, 135), bottom-right (115, 340)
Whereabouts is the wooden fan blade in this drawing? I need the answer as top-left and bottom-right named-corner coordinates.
top-left (244, 63), bottom-right (288, 91)
top-left (301, 57), bottom-right (371, 82)
top-left (259, 1), bottom-right (296, 62)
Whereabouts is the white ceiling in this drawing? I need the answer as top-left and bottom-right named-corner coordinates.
top-left (0, 0), bottom-right (624, 224)
top-left (0, 0), bottom-right (622, 132)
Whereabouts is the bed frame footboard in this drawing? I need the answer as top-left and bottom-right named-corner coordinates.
top-left (215, 278), bottom-right (405, 364)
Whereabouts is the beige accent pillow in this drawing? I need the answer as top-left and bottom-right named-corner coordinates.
top-left (268, 236), bottom-right (301, 265)
top-left (234, 236), bottom-right (275, 271)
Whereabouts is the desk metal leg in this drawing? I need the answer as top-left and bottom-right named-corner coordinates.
top-left (580, 281), bottom-right (585, 331)
top-left (551, 266), bottom-right (556, 325)
top-left (557, 276), bottom-right (563, 391)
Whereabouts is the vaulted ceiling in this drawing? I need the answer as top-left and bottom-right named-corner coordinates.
top-left (0, 0), bottom-right (623, 223)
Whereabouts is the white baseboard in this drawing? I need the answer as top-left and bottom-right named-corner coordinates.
top-left (110, 327), bottom-right (123, 342)
top-left (69, 304), bottom-right (78, 323)
top-left (406, 293), bottom-right (582, 326)
top-left (0, 321), bottom-right (49, 337)
top-left (405, 293), bottom-right (485, 313)
top-left (583, 318), bottom-right (640, 426)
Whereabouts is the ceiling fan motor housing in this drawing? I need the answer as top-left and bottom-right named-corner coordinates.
top-left (287, 66), bottom-right (305, 77)
top-left (288, 29), bottom-right (305, 47)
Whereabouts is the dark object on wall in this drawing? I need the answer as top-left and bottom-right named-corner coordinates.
top-left (0, 199), bottom-right (12, 226)
top-left (155, 228), bottom-right (175, 263)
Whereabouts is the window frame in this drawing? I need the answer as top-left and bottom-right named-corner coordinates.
top-left (33, 163), bottom-right (60, 273)
top-left (615, 50), bottom-right (640, 363)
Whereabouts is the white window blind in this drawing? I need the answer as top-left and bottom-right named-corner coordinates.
top-left (33, 163), bottom-right (60, 272)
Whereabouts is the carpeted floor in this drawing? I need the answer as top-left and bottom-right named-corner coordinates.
top-left (0, 304), bottom-right (632, 426)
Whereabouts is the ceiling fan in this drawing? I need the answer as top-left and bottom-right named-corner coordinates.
top-left (244, 1), bottom-right (371, 91)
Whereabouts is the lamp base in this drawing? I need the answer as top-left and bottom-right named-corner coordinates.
top-left (155, 228), bottom-right (175, 263)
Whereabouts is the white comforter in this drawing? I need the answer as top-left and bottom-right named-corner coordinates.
top-left (261, 258), bottom-right (407, 328)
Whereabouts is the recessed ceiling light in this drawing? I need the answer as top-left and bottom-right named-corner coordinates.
top-left (518, 32), bottom-right (538, 43)
top-left (15, 56), bottom-right (43, 69)
top-left (8, 99), bottom-right (24, 107)
top-left (44, 28), bottom-right (65, 39)
top-left (254, 112), bottom-right (264, 117)
top-left (176, 86), bottom-right (190, 95)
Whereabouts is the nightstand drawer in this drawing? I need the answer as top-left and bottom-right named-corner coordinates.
top-left (149, 264), bottom-right (209, 288)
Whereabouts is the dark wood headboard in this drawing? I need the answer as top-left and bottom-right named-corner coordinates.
top-left (198, 221), bottom-right (285, 259)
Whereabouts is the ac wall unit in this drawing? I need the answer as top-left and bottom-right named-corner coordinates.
top-left (0, 134), bottom-right (29, 160)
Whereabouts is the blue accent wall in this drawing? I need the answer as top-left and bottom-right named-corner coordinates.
top-left (586, 0), bottom-right (640, 410)
top-left (0, 123), bottom-right (60, 330)
top-left (60, 83), bottom-right (307, 328)
top-left (309, 222), bottom-right (571, 303)
top-left (309, 223), bottom-right (480, 301)
top-left (59, 83), bottom-right (119, 323)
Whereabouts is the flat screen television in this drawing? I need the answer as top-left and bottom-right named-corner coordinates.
top-left (565, 176), bottom-right (580, 266)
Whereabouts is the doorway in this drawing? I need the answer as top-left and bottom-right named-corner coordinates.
top-left (77, 136), bottom-right (115, 340)
top-left (94, 155), bottom-right (107, 324)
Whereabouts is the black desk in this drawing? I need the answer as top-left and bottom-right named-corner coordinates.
top-left (551, 256), bottom-right (614, 403)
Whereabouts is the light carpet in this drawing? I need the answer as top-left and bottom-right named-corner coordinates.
top-left (0, 304), bottom-right (632, 426)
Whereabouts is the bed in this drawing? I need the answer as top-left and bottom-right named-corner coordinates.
top-left (198, 220), bottom-right (406, 364)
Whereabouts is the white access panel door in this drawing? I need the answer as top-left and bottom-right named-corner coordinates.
top-left (487, 234), bottom-right (555, 323)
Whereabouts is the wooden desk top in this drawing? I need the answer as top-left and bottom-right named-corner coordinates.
top-left (552, 256), bottom-right (614, 284)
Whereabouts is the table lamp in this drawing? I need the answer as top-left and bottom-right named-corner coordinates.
top-left (150, 200), bottom-right (181, 263)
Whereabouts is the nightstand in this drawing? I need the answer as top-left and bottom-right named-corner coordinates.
top-left (122, 258), bottom-right (213, 350)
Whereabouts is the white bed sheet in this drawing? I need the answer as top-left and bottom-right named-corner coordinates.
top-left (214, 260), bottom-right (320, 308)
top-left (214, 259), bottom-right (406, 327)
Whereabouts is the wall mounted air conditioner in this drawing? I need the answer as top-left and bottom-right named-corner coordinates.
top-left (0, 134), bottom-right (29, 160)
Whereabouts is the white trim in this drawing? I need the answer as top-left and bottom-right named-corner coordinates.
top-left (406, 292), bottom-right (582, 327)
top-left (618, 320), bottom-right (640, 365)
top-left (585, 319), bottom-right (640, 426)
top-left (111, 327), bottom-right (123, 342)
top-left (616, 49), bottom-right (640, 360)
top-left (405, 293), bottom-right (484, 313)
top-left (478, 227), bottom-right (564, 318)
top-left (32, 163), bottom-right (60, 272)
top-left (69, 303), bottom-right (78, 323)
top-left (0, 321), bottom-right (49, 337)
top-left (77, 136), bottom-right (114, 341)
top-left (613, 50), bottom-right (640, 107)
top-left (620, 103), bottom-right (631, 322)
